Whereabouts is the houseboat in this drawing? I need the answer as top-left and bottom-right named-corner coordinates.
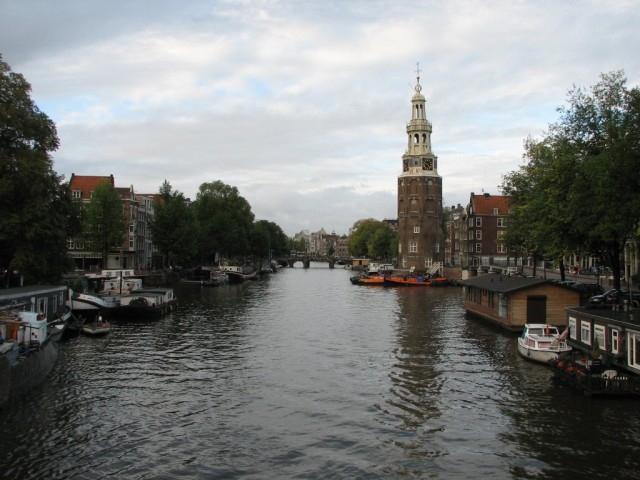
top-left (223, 266), bottom-right (257, 283)
top-left (1, 285), bottom-right (70, 409)
top-left (459, 273), bottom-right (581, 332)
top-left (551, 305), bottom-right (640, 396)
top-left (113, 288), bottom-right (177, 319)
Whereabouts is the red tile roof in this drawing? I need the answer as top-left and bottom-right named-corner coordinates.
top-left (69, 174), bottom-right (114, 201)
top-left (470, 193), bottom-right (510, 215)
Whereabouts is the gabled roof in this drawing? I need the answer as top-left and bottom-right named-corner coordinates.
top-left (469, 193), bottom-right (510, 215)
top-left (69, 174), bottom-right (114, 201)
top-left (459, 273), bottom-right (548, 293)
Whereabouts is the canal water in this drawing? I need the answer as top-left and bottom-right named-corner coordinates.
top-left (1, 264), bottom-right (639, 479)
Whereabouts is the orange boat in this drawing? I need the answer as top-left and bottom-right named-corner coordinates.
top-left (350, 273), bottom-right (385, 285)
top-left (384, 274), bottom-right (432, 286)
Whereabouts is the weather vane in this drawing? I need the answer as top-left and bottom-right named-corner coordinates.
top-left (416, 62), bottom-right (421, 84)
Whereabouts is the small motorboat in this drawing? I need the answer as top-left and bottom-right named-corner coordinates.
top-left (350, 273), bottom-right (385, 285)
top-left (517, 324), bottom-right (571, 364)
top-left (384, 274), bottom-right (432, 286)
top-left (82, 316), bottom-right (110, 336)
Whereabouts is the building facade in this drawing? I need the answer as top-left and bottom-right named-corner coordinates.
top-left (68, 174), bottom-right (157, 272)
top-left (397, 72), bottom-right (443, 272)
top-left (466, 192), bottom-right (509, 267)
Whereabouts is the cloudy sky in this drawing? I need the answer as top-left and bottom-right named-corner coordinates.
top-left (1, 1), bottom-right (639, 236)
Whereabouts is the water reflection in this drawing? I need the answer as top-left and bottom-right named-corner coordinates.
top-left (2, 268), bottom-right (640, 478)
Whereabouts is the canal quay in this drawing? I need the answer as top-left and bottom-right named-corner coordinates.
top-left (1, 264), bottom-right (639, 479)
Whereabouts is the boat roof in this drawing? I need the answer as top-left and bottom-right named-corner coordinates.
top-left (459, 273), bottom-right (548, 293)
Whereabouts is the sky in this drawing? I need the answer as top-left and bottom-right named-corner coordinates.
top-left (1, 0), bottom-right (639, 237)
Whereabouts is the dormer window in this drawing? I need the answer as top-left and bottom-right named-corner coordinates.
top-left (72, 190), bottom-right (81, 199)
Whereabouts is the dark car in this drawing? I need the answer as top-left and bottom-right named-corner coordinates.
top-left (589, 289), bottom-right (640, 305)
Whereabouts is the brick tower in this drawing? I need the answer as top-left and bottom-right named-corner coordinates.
top-left (397, 68), bottom-right (443, 272)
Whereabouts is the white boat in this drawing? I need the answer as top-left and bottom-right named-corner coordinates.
top-left (82, 316), bottom-right (110, 336)
top-left (517, 324), bottom-right (571, 364)
top-left (67, 290), bottom-right (120, 313)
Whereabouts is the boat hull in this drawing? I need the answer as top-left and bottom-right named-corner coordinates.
top-left (350, 274), bottom-right (385, 285)
top-left (384, 275), bottom-right (432, 286)
top-left (517, 337), bottom-right (572, 365)
top-left (0, 338), bottom-right (58, 409)
top-left (67, 293), bottom-right (120, 312)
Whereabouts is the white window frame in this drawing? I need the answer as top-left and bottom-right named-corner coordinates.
top-left (409, 242), bottom-right (417, 253)
top-left (581, 320), bottom-right (591, 345)
top-left (568, 317), bottom-right (577, 339)
top-left (611, 328), bottom-right (620, 355)
top-left (497, 217), bottom-right (507, 227)
top-left (594, 324), bottom-right (605, 350)
top-left (476, 230), bottom-right (482, 240)
top-left (629, 330), bottom-right (640, 370)
top-left (413, 226), bottom-right (420, 234)
top-left (475, 217), bottom-right (482, 227)
top-left (475, 243), bottom-right (482, 253)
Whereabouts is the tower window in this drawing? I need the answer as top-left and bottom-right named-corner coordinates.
top-left (409, 242), bottom-right (418, 253)
top-left (414, 226), bottom-right (420, 234)
top-left (414, 134), bottom-right (419, 144)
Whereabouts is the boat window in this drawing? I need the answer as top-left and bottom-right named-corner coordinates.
top-left (594, 324), bottom-right (606, 350)
top-left (569, 317), bottom-right (577, 340)
top-left (581, 320), bottom-right (591, 345)
top-left (611, 329), bottom-right (620, 355)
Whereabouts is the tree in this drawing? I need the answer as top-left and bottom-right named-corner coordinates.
top-left (83, 181), bottom-right (126, 269)
top-left (0, 56), bottom-right (79, 285)
top-left (149, 180), bottom-right (197, 268)
top-left (250, 220), bottom-right (289, 260)
top-left (347, 219), bottom-right (397, 260)
top-left (502, 71), bottom-right (640, 288)
top-left (193, 180), bottom-right (255, 263)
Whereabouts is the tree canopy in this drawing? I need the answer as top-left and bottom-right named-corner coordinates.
top-left (347, 218), bottom-right (397, 260)
top-left (148, 180), bottom-right (197, 268)
top-left (502, 71), bottom-right (640, 288)
top-left (193, 180), bottom-right (255, 263)
top-left (0, 56), bottom-right (78, 285)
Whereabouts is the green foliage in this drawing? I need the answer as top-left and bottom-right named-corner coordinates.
top-left (347, 219), bottom-right (397, 260)
top-left (0, 56), bottom-right (78, 285)
top-left (250, 220), bottom-right (289, 259)
top-left (83, 181), bottom-right (126, 268)
top-left (149, 181), bottom-right (197, 267)
top-left (502, 71), bottom-right (640, 289)
top-left (193, 180), bottom-right (255, 263)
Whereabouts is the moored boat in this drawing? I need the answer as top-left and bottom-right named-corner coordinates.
top-left (1, 308), bottom-right (59, 409)
top-left (384, 274), bottom-right (433, 286)
top-left (223, 266), bottom-right (257, 283)
top-left (517, 324), bottom-right (571, 364)
top-left (350, 273), bottom-right (386, 285)
top-left (82, 316), bottom-right (111, 336)
top-left (113, 288), bottom-right (177, 319)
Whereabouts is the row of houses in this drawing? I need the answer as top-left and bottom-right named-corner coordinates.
top-left (68, 174), bottom-right (161, 272)
top-left (443, 192), bottom-right (639, 282)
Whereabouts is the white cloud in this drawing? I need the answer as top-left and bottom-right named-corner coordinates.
top-left (1, 0), bottom-right (639, 235)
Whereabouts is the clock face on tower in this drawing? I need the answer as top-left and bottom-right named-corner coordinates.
top-left (422, 158), bottom-right (433, 170)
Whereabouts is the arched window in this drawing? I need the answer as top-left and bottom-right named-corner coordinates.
top-left (414, 134), bottom-right (419, 144)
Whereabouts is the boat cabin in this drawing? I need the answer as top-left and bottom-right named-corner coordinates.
top-left (565, 306), bottom-right (640, 375)
top-left (459, 273), bottom-right (581, 332)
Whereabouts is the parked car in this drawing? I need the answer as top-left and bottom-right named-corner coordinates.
top-left (572, 283), bottom-right (604, 295)
top-left (589, 289), bottom-right (640, 306)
